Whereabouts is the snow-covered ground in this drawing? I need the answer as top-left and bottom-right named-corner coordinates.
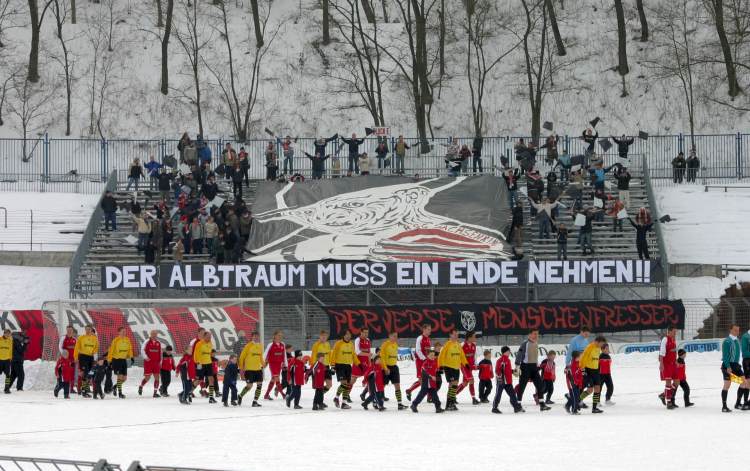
top-left (656, 186), bottom-right (750, 265)
top-left (0, 350), bottom-right (736, 471)
top-left (0, 192), bottom-right (98, 251)
top-left (0, 266), bottom-right (69, 309)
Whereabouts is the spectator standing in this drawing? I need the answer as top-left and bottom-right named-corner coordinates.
top-left (341, 133), bottom-right (365, 174)
top-left (221, 143), bottom-right (236, 181)
top-left (133, 213), bottom-right (150, 254)
top-left (374, 139), bottom-right (389, 173)
top-left (582, 128), bottom-right (598, 157)
top-left (126, 158), bottom-right (144, 191)
top-left (628, 215), bottom-right (653, 260)
top-left (672, 152), bottom-right (686, 183)
top-left (472, 136), bottom-right (483, 173)
top-left (150, 218), bottom-right (164, 265)
top-left (233, 163), bottom-right (244, 200)
top-left (101, 190), bottom-right (118, 231)
top-left (177, 132), bottom-right (193, 164)
top-left (205, 216), bottom-right (218, 258)
top-left (157, 168), bottom-right (173, 202)
top-left (608, 198), bottom-right (626, 233)
top-left (305, 152), bottom-right (329, 180)
top-left (509, 201), bottom-right (524, 248)
top-left (144, 155), bottom-right (162, 190)
top-left (281, 136), bottom-right (295, 175)
top-left (173, 239), bottom-right (184, 264)
top-left (503, 168), bottom-right (520, 209)
top-left (578, 208), bottom-right (598, 256)
top-left (9, 331), bottom-right (29, 391)
top-left (202, 175), bottom-right (218, 202)
top-left (458, 144), bottom-right (472, 174)
top-left (190, 217), bottom-right (205, 254)
top-left (614, 165), bottom-right (631, 208)
top-left (542, 135), bottom-right (559, 166)
top-left (394, 136), bottom-right (410, 175)
top-left (529, 197), bottom-right (562, 240)
top-left (358, 153), bottom-right (371, 175)
top-left (612, 135), bottom-right (634, 159)
top-left (238, 147), bottom-right (250, 187)
top-left (686, 148), bottom-right (699, 183)
top-left (265, 141), bottom-right (278, 181)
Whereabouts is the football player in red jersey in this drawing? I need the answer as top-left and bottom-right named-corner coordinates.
top-left (353, 328), bottom-right (372, 401)
top-left (59, 325), bottom-right (77, 393)
top-left (455, 331), bottom-right (479, 404)
top-left (406, 324), bottom-right (432, 401)
top-left (139, 330), bottom-right (163, 397)
top-left (263, 330), bottom-right (288, 400)
top-left (658, 326), bottom-right (680, 409)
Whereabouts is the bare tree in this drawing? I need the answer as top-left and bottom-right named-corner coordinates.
top-left (520, 0), bottom-right (547, 141)
top-left (206, 0), bottom-right (281, 141)
top-left (636, 0), bottom-right (648, 41)
top-left (546, 0), bottom-right (565, 56)
top-left (360, 0), bottom-right (375, 23)
top-left (323, 0), bottom-right (331, 44)
top-left (643, 0), bottom-right (699, 146)
top-left (0, 66), bottom-right (19, 126)
top-left (155, 0), bottom-right (163, 27)
top-left (159, 0), bottom-right (174, 95)
top-left (250, 0), bottom-right (264, 47)
top-left (380, 0), bottom-right (388, 22)
top-left (709, 0), bottom-right (742, 97)
top-left (614, 0), bottom-right (630, 97)
top-left (174, 0), bottom-right (210, 135)
top-left (8, 75), bottom-right (55, 161)
top-left (27, 0), bottom-right (54, 82)
top-left (84, 12), bottom-right (116, 138)
top-left (52, 0), bottom-right (76, 136)
top-left (329, 0), bottom-right (387, 125)
top-left (464, 0), bottom-right (521, 138)
top-left (0, 0), bottom-right (21, 48)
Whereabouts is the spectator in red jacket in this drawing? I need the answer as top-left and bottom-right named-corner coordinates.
top-left (308, 352), bottom-right (328, 411)
top-left (286, 350), bottom-right (306, 410)
top-left (540, 351), bottom-right (557, 405)
top-left (599, 343), bottom-right (614, 405)
top-left (362, 356), bottom-right (386, 411)
top-left (54, 350), bottom-right (75, 399)
top-left (477, 350), bottom-right (494, 403)
top-left (492, 346), bottom-right (523, 414)
top-left (565, 350), bottom-right (584, 414)
top-left (159, 345), bottom-right (175, 397)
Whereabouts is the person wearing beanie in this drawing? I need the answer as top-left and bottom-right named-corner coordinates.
top-left (286, 350), bottom-right (306, 409)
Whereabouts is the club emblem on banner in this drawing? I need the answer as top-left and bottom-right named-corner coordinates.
top-left (460, 310), bottom-right (477, 331)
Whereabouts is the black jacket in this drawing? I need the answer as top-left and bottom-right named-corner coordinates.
top-left (224, 363), bottom-right (239, 384)
top-left (511, 206), bottom-right (524, 227)
top-left (305, 152), bottom-right (330, 172)
top-left (157, 173), bottom-right (173, 191)
top-left (101, 195), bottom-right (117, 213)
top-left (628, 218), bottom-right (653, 243)
top-left (11, 333), bottom-right (28, 361)
top-left (341, 137), bottom-right (364, 153)
top-left (616, 172), bottom-right (631, 190)
top-left (612, 137), bottom-right (634, 156)
top-left (202, 182), bottom-right (218, 201)
top-left (314, 135), bottom-right (337, 158)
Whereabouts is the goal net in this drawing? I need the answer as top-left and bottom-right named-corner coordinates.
top-left (29, 298), bottom-right (263, 390)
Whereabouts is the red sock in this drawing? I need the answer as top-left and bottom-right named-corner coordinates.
top-left (456, 383), bottom-right (466, 395)
top-left (407, 381), bottom-right (420, 393)
top-left (154, 380), bottom-right (160, 390)
top-left (265, 381), bottom-right (274, 396)
top-left (665, 387), bottom-right (672, 401)
top-left (275, 381), bottom-right (285, 397)
top-left (469, 383), bottom-right (476, 398)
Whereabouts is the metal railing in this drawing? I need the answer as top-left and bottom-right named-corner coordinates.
top-left (0, 456), bottom-right (228, 471)
top-left (69, 170), bottom-right (118, 296)
top-left (1, 133), bottom-right (749, 193)
top-left (643, 154), bottom-right (671, 296)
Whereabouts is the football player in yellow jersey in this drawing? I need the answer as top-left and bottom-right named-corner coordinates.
top-left (0, 329), bottom-right (12, 393)
top-left (330, 330), bottom-right (360, 409)
top-left (310, 330), bottom-right (332, 390)
top-left (73, 324), bottom-right (99, 397)
top-left (437, 329), bottom-right (468, 411)
top-left (238, 331), bottom-right (265, 407)
top-left (579, 335), bottom-right (607, 414)
top-left (193, 331), bottom-right (217, 403)
top-left (380, 331), bottom-right (408, 410)
top-left (107, 327), bottom-right (134, 398)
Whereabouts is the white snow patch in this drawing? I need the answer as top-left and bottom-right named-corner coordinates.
top-left (0, 266), bottom-right (69, 310)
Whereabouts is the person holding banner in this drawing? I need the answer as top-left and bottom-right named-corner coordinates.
top-left (330, 330), bottom-right (360, 409)
top-left (406, 324), bottom-right (432, 401)
top-left (380, 331), bottom-right (408, 410)
top-left (437, 329), bottom-right (468, 411)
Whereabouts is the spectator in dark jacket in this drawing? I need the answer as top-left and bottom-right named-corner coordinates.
top-left (305, 152), bottom-right (330, 179)
top-left (101, 191), bottom-right (118, 231)
top-left (202, 176), bottom-right (218, 201)
top-left (314, 135), bottom-right (338, 163)
top-left (157, 168), bottom-right (173, 201)
top-left (232, 163), bottom-right (244, 200)
top-left (472, 136), bottom-right (483, 173)
top-left (341, 133), bottom-right (365, 174)
top-left (375, 139), bottom-right (389, 172)
top-left (628, 217), bottom-right (654, 259)
top-left (126, 158), bottom-right (144, 191)
top-left (672, 152), bottom-right (687, 183)
top-left (686, 149), bottom-right (699, 183)
top-left (614, 165), bottom-right (632, 207)
top-left (582, 129), bottom-right (598, 157)
top-left (509, 201), bottom-right (524, 248)
top-left (9, 331), bottom-right (29, 391)
top-left (612, 135), bottom-right (634, 159)
top-left (503, 168), bottom-right (520, 209)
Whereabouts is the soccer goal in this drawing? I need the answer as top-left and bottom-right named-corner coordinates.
top-left (40, 298), bottom-right (264, 362)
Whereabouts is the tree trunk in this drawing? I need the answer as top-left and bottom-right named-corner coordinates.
top-left (614, 0), bottom-right (629, 96)
top-left (322, 0), bottom-right (330, 44)
top-left (159, 0), bottom-right (173, 95)
top-left (438, 0), bottom-right (445, 78)
top-left (636, 0), bottom-right (648, 41)
top-left (250, 0), bottom-right (264, 48)
top-left (380, 0), bottom-right (388, 22)
top-left (546, 0), bottom-right (566, 56)
top-left (155, 0), bottom-right (163, 27)
top-left (361, 0), bottom-right (375, 23)
top-left (28, 0), bottom-right (41, 83)
top-left (713, 0), bottom-right (741, 97)
top-left (71, 0), bottom-right (76, 23)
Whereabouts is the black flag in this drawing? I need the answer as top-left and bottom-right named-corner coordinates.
top-left (589, 117), bottom-right (601, 128)
top-left (638, 131), bottom-right (649, 140)
top-left (543, 121), bottom-right (554, 131)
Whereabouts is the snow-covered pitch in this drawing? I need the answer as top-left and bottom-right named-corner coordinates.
top-left (0, 350), bottom-right (737, 470)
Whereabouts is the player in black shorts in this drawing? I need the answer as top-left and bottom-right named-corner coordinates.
top-left (721, 325), bottom-right (743, 412)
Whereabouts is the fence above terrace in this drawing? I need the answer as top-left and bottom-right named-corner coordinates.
top-left (1, 133), bottom-right (749, 193)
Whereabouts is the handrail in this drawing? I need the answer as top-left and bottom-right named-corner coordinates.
top-left (69, 170), bottom-right (118, 296)
top-left (0, 206), bottom-right (5, 228)
top-left (642, 154), bottom-right (670, 297)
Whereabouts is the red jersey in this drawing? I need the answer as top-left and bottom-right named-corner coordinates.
top-left (308, 361), bottom-right (327, 389)
top-left (264, 342), bottom-right (288, 368)
top-left (414, 335), bottom-right (431, 362)
top-left (141, 339), bottom-right (162, 364)
top-left (567, 359), bottom-right (583, 389)
top-left (420, 358), bottom-right (438, 389)
top-left (289, 358), bottom-right (306, 386)
top-left (355, 337), bottom-right (372, 365)
top-left (676, 358), bottom-right (687, 381)
top-left (660, 336), bottom-right (677, 365)
top-left (59, 335), bottom-right (76, 360)
top-left (598, 353), bottom-right (612, 375)
top-left (55, 357), bottom-right (75, 382)
top-left (160, 354), bottom-right (175, 371)
top-left (462, 342), bottom-right (477, 368)
top-left (495, 355), bottom-right (514, 385)
top-left (211, 357), bottom-right (219, 375)
top-left (365, 363), bottom-right (385, 392)
top-left (540, 358), bottom-right (556, 381)
top-left (477, 359), bottom-right (493, 381)
top-left (176, 353), bottom-right (196, 380)
top-left (189, 336), bottom-right (202, 356)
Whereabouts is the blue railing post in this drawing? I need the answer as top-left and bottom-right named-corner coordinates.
top-left (43, 133), bottom-right (49, 183)
top-left (737, 132), bottom-right (743, 180)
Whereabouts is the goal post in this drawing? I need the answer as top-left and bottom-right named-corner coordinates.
top-left (39, 298), bottom-right (265, 366)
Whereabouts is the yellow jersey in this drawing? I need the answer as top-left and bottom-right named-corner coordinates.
top-left (0, 337), bottom-right (12, 361)
top-left (193, 339), bottom-right (213, 365)
top-left (380, 340), bottom-right (399, 368)
top-left (107, 337), bottom-right (133, 362)
top-left (238, 342), bottom-right (265, 371)
top-left (437, 339), bottom-right (468, 370)
top-left (580, 343), bottom-right (601, 370)
top-left (74, 334), bottom-right (99, 360)
top-left (330, 340), bottom-right (360, 366)
top-left (310, 340), bottom-right (331, 366)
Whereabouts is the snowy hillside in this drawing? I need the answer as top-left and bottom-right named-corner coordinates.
top-left (0, 0), bottom-right (748, 141)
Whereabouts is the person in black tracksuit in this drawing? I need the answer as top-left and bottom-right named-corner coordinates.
top-left (612, 135), bottom-right (634, 159)
top-left (341, 134), bottom-right (365, 174)
top-left (686, 151), bottom-right (700, 183)
top-left (672, 152), bottom-right (687, 183)
top-left (628, 217), bottom-right (654, 259)
top-left (472, 137), bottom-right (483, 173)
top-left (9, 332), bottom-right (29, 390)
top-left (222, 355), bottom-right (239, 407)
top-left (515, 330), bottom-right (551, 411)
top-left (91, 358), bottom-right (107, 399)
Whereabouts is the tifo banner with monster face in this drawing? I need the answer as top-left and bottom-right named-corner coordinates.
top-left (324, 300), bottom-right (686, 339)
top-left (245, 175), bottom-right (512, 262)
top-left (0, 306), bottom-right (259, 361)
